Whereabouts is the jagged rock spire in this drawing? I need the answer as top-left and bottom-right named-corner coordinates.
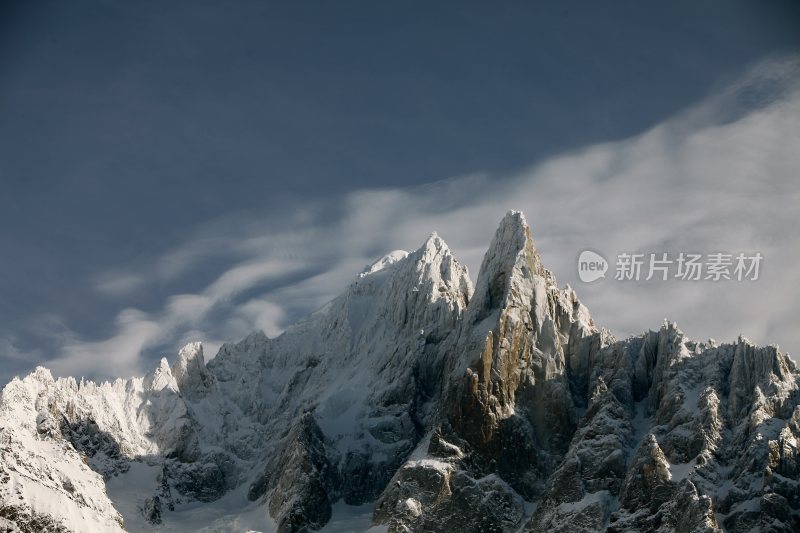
top-left (468, 210), bottom-right (546, 320)
top-left (171, 342), bottom-right (214, 401)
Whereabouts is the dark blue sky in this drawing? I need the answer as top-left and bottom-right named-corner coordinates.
top-left (1, 1), bottom-right (799, 381)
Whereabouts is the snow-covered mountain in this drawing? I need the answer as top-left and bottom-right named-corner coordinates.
top-left (1, 211), bottom-right (798, 532)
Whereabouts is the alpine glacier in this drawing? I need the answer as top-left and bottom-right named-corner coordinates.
top-left (1, 211), bottom-right (798, 532)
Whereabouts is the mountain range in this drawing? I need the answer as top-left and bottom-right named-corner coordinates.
top-left (1, 211), bottom-right (798, 532)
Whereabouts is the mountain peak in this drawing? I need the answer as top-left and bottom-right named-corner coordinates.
top-left (414, 231), bottom-right (454, 264)
top-left (468, 210), bottom-right (545, 319)
top-left (409, 231), bottom-right (472, 307)
top-left (144, 357), bottom-right (177, 392)
top-left (498, 208), bottom-right (527, 232)
top-left (421, 231), bottom-right (445, 250)
top-left (32, 365), bottom-right (55, 384)
top-left (359, 250), bottom-right (409, 278)
top-left (172, 342), bottom-right (214, 401)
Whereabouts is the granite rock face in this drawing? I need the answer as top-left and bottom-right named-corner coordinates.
top-left (0, 211), bottom-right (798, 532)
top-left (249, 413), bottom-right (339, 533)
top-left (373, 212), bottom-right (800, 533)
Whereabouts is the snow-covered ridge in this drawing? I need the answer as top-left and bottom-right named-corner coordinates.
top-left (359, 250), bottom-right (409, 278)
top-left (1, 210), bottom-right (798, 533)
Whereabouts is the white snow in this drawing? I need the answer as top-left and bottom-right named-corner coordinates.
top-left (404, 459), bottom-right (454, 474)
top-left (0, 377), bottom-right (126, 532)
top-left (0, 231), bottom-right (474, 532)
top-left (359, 250), bottom-right (409, 278)
top-left (557, 490), bottom-right (611, 513)
top-left (667, 461), bottom-right (695, 482)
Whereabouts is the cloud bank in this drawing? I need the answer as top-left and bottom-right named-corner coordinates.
top-left (10, 55), bottom-right (800, 380)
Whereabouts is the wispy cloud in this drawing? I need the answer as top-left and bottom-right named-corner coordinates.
top-left (94, 273), bottom-right (146, 297)
top-left (18, 55), bottom-right (800, 380)
top-left (50, 309), bottom-right (161, 378)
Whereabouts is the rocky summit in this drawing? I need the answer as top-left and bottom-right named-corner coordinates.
top-left (1, 211), bottom-right (798, 532)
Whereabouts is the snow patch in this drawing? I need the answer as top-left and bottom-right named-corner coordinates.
top-left (359, 250), bottom-right (409, 278)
